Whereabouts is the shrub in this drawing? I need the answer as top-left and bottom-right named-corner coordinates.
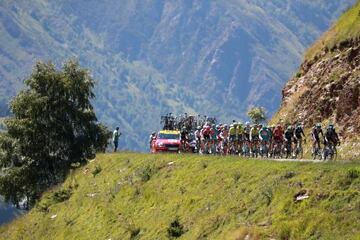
top-left (347, 169), bottom-right (359, 179)
top-left (167, 216), bottom-right (185, 239)
top-left (283, 171), bottom-right (296, 179)
top-left (279, 224), bottom-right (291, 240)
top-left (52, 188), bottom-right (72, 203)
top-left (92, 165), bottom-right (102, 177)
top-left (262, 187), bottom-right (273, 206)
top-left (139, 165), bottom-right (153, 182)
top-left (233, 172), bottom-right (241, 183)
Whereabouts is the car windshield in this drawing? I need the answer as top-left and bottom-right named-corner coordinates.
top-left (158, 133), bottom-right (179, 140)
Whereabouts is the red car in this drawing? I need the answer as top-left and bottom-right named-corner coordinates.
top-left (151, 130), bottom-right (181, 153)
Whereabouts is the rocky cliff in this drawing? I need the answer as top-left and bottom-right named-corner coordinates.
top-left (272, 2), bottom-right (360, 159)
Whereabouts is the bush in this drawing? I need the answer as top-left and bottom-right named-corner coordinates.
top-left (53, 188), bottom-right (72, 203)
top-left (233, 172), bottom-right (241, 183)
top-left (279, 224), bottom-right (291, 240)
top-left (139, 165), bottom-right (154, 182)
top-left (92, 165), bottom-right (102, 177)
top-left (347, 169), bottom-right (359, 179)
top-left (167, 216), bottom-right (185, 239)
top-left (283, 171), bottom-right (296, 179)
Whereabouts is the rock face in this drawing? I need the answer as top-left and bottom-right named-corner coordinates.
top-left (275, 40), bottom-right (360, 138)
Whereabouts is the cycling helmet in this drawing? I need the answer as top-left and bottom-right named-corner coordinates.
top-left (316, 123), bottom-right (321, 128)
top-left (328, 124), bottom-right (334, 129)
top-left (197, 126), bottom-right (201, 130)
top-left (262, 126), bottom-right (267, 130)
top-left (152, 132), bottom-right (156, 135)
top-left (224, 124), bottom-right (228, 129)
top-left (287, 126), bottom-right (292, 130)
top-left (238, 122), bottom-right (243, 126)
top-left (245, 122), bottom-right (250, 126)
top-left (230, 124), bottom-right (234, 128)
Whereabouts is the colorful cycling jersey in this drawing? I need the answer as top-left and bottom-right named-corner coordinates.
top-left (250, 127), bottom-right (259, 137)
top-left (229, 126), bottom-right (237, 135)
top-left (237, 125), bottom-right (244, 135)
top-left (202, 127), bottom-right (211, 136)
top-left (259, 129), bottom-right (270, 141)
top-left (220, 129), bottom-right (229, 139)
top-left (210, 128), bottom-right (218, 140)
top-left (273, 127), bottom-right (283, 138)
top-left (195, 130), bottom-right (201, 139)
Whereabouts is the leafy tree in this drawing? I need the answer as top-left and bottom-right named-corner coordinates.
top-left (247, 106), bottom-right (266, 124)
top-left (0, 59), bottom-right (110, 208)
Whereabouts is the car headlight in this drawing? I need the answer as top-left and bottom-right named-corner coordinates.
top-left (157, 142), bottom-right (164, 147)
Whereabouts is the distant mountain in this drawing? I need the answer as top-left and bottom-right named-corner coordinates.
top-left (272, 0), bottom-right (360, 160)
top-left (0, 0), bottom-right (355, 150)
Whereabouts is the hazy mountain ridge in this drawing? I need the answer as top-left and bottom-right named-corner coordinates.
top-left (0, 0), bottom-right (355, 150)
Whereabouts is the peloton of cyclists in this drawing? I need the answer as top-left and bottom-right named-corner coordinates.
top-left (152, 115), bottom-right (341, 159)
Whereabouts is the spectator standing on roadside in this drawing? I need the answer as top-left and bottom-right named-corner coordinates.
top-left (113, 127), bottom-right (121, 152)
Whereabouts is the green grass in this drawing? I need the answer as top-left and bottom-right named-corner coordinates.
top-left (1, 152), bottom-right (360, 239)
top-left (305, 0), bottom-right (360, 60)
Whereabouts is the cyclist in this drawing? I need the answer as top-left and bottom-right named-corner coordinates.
top-left (229, 123), bottom-right (237, 153)
top-left (229, 124), bottom-right (237, 142)
top-left (237, 122), bottom-right (245, 153)
top-left (250, 124), bottom-right (260, 155)
top-left (324, 124), bottom-right (340, 151)
top-left (244, 122), bottom-right (251, 142)
top-left (273, 124), bottom-right (284, 143)
top-left (259, 126), bottom-right (271, 156)
top-left (201, 125), bottom-right (212, 153)
top-left (294, 122), bottom-right (306, 148)
top-left (268, 125), bottom-right (275, 154)
top-left (284, 125), bottom-right (295, 157)
top-left (209, 124), bottom-right (218, 154)
top-left (219, 124), bottom-right (229, 155)
top-left (311, 123), bottom-right (324, 153)
top-left (195, 126), bottom-right (202, 152)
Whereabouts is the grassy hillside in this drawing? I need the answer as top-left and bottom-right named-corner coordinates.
top-left (1, 153), bottom-right (359, 239)
top-left (305, 0), bottom-right (360, 60)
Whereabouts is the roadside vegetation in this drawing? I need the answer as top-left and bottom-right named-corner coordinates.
top-left (1, 152), bottom-right (359, 240)
top-left (0, 59), bottom-right (110, 209)
top-left (305, 0), bottom-right (360, 60)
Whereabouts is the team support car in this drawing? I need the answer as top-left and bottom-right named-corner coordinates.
top-left (151, 130), bottom-right (181, 153)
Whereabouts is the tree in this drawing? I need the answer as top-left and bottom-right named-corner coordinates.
top-left (247, 106), bottom-right (266, 124)
top-left (0, 59), bottom-right (110, 208)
